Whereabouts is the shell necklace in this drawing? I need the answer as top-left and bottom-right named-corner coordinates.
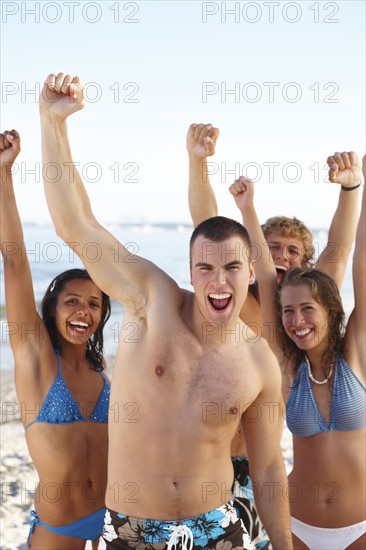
top-left (306, 355), bottom-right (334, 385)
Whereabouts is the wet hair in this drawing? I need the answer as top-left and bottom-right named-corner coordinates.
top-left (41, 269), bottom-right (111, 371)
top-left (275, 267), bottom-right (345, 371)
top-left (261, 216), bottom-right (315, 266)
top-left (190, 216), bottom-right (251, 260)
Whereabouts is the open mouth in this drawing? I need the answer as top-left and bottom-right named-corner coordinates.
top-left (275, 265), bottom-right (287, 284)
top-left (68, 321), bottom-right (90, 334)
top-left (293, 327), bottom-right (313, 341)
top-left (208, 293), bottom-right (232, 311)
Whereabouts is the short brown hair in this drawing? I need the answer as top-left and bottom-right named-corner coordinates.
top-left (190, 216), bottom-right (251, 259)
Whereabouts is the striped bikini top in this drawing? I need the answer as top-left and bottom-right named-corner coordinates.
top-left (286, 355), bottom-right (366, 438)
top-left (25, 348), bottom-right (110, 430)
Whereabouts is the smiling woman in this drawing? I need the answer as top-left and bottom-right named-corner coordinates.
top-left (274, 261), bottom-right (366, 549)
top-left (41, 270), bottom-right (110, 370)
top-left (0, 130), bottom-right (111, 550)
top-left (277, 268), bottom-right (343, 370)
top-left (234, 165), bottom-right (366, 550)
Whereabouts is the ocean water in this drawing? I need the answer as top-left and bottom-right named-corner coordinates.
top-left (0, 224), bottom-right (354, 371)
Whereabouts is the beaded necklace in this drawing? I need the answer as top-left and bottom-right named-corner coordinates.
top-left (306, 355), bottom-right (334, 385)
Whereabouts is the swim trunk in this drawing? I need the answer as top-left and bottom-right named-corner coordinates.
top-left (28, 507), bottom-right (105, 548)
top-left (98, 502), bottom-right (252, 549)
top-left (291, 516), bottom-right (366, 550)
top-left (232, 456), bottom-right (272, 550)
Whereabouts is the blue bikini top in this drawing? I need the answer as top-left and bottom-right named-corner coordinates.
top-left (25, 349), bottom-right (110, 430)
top-left (286, 355), bottom-right (366, 438)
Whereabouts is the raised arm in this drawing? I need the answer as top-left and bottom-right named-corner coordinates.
top-left (40, 73), bottom-right (176, 307)
top-left (229, 177), bottom-right (280, 350)
top-left (316, 151), bottom-right (361, 288)
top-left (0, 130), bottom-right (45, 356)
top-left (187, 123), bottom-right (219, 226)
top-left (345, 155), bottom-right (365, 373)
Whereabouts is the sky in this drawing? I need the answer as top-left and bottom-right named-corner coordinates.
top-left (1, 0), bottom-right (365, 229)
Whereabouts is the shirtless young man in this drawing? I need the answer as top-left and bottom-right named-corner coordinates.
top-left (186, 123), bottom-right (361, 550)
top-left (39, 73), bottom-right (293, 550)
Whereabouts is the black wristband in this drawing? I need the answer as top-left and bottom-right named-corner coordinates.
top-left (341, 183), bottom-right (361, 191)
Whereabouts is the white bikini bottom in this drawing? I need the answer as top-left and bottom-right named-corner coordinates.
top-left (291, 516), bottom-right (366, 549)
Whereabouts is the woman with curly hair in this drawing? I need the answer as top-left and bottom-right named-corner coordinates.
top-left (229, 158), bottom-right (365, 549)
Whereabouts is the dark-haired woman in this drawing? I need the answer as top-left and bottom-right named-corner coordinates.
top-left (1, 129), bottom-right (111, 549)
top-left (229, 164), bottom-right (365, 550)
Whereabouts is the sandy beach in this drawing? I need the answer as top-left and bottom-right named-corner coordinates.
top-left (1, 370), bottom-right (37, 550)
top-left (0, 368), bottom-right (293, 550)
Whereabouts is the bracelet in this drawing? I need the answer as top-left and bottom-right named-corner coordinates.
top-left (341, 183), bottom-right (361, 191)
